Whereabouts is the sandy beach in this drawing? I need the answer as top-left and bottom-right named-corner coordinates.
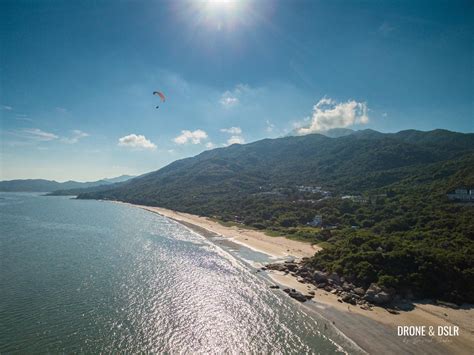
top-left (131, 203), bottom-right (321, 258)
top-left (124, 202), bottom-right (473, 355)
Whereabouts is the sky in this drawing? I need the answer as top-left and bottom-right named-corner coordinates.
top-left (1, 0), bottom-right (473, 181)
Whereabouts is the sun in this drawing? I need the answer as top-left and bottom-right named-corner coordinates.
top-left (192, 0), bottom-right (248, 30)
top-left (200, 0), bottom-right (240, 17)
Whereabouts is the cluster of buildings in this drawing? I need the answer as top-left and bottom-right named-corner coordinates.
top-left (297, 185), bottom-right (332, 197)
top-left (341, 195), bottom-right (368, 204)
top-left (447, 188), bottom-right (474, 202)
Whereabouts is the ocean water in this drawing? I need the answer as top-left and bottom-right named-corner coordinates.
top-left (0, 193), bottom-right (352, 353)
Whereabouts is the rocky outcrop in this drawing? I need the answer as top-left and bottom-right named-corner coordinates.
top-left (364, 283), bottom-right (393, 305)
top-left (263, 262), bottom-right (400, 310)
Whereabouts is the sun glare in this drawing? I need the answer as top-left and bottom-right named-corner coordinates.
top-left (192, 0), bottom-right (248, 31)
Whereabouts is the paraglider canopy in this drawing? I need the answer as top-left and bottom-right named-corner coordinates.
top-left (153, 91), bottom-right (166, 102)
top-left (153, 91), bottom-right (165, 109)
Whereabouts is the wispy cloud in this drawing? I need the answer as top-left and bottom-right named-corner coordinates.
top-left (265, 120), bottom-right (275, 133)
top-left (118, 134), bottom-right (157, 150)
top-left (219, 84), bottom-right (251, 108)
top-left (173, 129), bottom-right (208, 144)
top-left (295, 97), bottom-right (369, 135)
top-left (220, 126), bottom-right (242, 134)
top-left (55, 107), bottom-right (68, 114)
top-left (20, 128), bottom-right (59, 141)
top-left (61, 130), bottom-right (90, 144)
top-left (378, 21), bottom-right (395, 36)
top-left (15, 114), bottom-right (33, 122)
top-left (205, 142), bottom-right (215, 149)
top-left (226, 136), bottom-right (245, 145)
top-left (1, 105), bottom-right (13, 111)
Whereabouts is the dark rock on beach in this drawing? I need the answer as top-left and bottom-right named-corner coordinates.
top-left (264, 261), bottom-right (402, 309)
top-left (288, 290), bottom-right (308, 302)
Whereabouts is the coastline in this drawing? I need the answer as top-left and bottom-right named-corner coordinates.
top-left (119, 201), bottom-right (473, 355)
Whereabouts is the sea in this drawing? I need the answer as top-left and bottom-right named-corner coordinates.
top-left (0, 192), bottom-right (356, 353)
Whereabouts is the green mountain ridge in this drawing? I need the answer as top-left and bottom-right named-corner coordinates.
top-left (78, 129), bottom-right (473, 206)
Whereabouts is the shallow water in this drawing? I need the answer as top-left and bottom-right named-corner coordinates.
top-left (0, 193), bottom-right (351, 353)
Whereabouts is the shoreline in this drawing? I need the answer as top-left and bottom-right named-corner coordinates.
top-left (118, 201), bottom-right (473, 354)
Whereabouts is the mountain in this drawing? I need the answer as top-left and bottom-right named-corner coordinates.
top-left (79, 129), bottom-right (474, 208)
top-left (102, 175), bottom-right (135, 184)
top-left (0, 175), bottom-right (135, 192)
top-left (319, 128), bottom-right (355, 138)
top-left (78, 129), bottom-right (474, 303)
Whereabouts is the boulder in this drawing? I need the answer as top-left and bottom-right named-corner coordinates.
top-left (373, 291), bottom-right (392, 305)
top-left (313, 271), bottom-right (328, 283)
top-left (354, 287), bottom-right (365, 296)
top-left (364, 283), bottom-right (382, 302)
top-left (288, 290), bottom-right (307, 302)
top-left (269, 285), bottom-right (280, 289)
top-left (266, 263), bottom-right (287, 272)
top-left (328, 273), bottom-right (341, 285)
top-left (341, 293), bottom-right (356, 305)
top-left (285, 263), bottom-right (298, 272)
top-left (342, 282), bottom-right (352, 292)
top-left (364, 283), bottom-right (393, 305)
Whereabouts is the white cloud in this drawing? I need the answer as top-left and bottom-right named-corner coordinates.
top-left (226, 135), bottom-right (245, 145)
top-left (61, 130), bottom-right (90, 144)
top-left (220, 94), bottom-right (239, 108)
top-left (21, 128), bottom-right (58, 141)
top-left (118, 134), bottom-right (157, 150)
top-left (220, 126), bottom-right (242, 134)
top-left (296, 97), bottom-right (369, 135)
top-left (220, 126), bottom-right (245, 145)
top-left (265, 120), bottom-right (275, 133)
top-left (1, 105), bottom-right (13, 111)
top-left (173, 129), bottom-right (208, 144)
top-left (219, 84), bottom-right (251, 108)
top-left (205, 142), bottom-right (216, 149)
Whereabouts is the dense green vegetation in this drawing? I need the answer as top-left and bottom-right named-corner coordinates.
top-left (78, 129), bottom-right (474, 303)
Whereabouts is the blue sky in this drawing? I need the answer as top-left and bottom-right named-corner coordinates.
top-left (1, 0), bottom-right (473, 181)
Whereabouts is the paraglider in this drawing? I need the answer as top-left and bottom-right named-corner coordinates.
top-left (153, 91), bottom-right (166, 108)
